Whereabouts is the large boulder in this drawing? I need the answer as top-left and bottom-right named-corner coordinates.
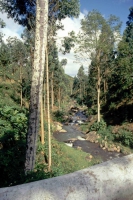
top-left (54, 122), bottom-right (63, 132)
top-left (70, 107), bottom-right (79, 113)
top-left (85, 131), bottom-right (100, 143)
top-left (59, 129), bottom-right (67, 133)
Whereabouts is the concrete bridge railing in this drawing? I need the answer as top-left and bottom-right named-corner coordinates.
top-left (0, 154), bottom-right (133, 200)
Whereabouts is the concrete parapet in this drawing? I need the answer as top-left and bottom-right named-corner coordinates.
top-left (0, 154), bottom-right (133, 200)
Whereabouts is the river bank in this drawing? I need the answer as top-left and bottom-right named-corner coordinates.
top-left (53, 124), bottom-right (125, 162)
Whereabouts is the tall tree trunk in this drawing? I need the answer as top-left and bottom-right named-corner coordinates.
top-left (70, 82), bottom-right (73, 95)
top-left (51, 71), bottom-right (54, 110)
top-left (20, 64), bottom-right (23, 108)
top-left (46, 47), bottom-right (51, 171)
top-left (80, 83), bottom-right (82, 99)
top-left (84, 82), bottom-right (85, 97)
top-left (58, 86), bottom-right (61, 110)
top-left (20, 87), bottom-right (23, 108)
top-left (43, 79), bottom-right (46, 116)
top-left (97, 65), bottom-right (101, 122)
top-left (25, 0), bottom-right (48, 173)
top-left (104, 58), bottom-right (108, 103)
top-left (103, 79), bottom-right (107, 103)
top-left (40, 94), bottom-right (45, 144)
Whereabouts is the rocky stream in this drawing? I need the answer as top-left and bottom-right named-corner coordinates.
top-left (53, 108), bottom-right (125, 162)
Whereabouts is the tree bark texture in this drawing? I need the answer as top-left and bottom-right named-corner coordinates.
top-left (25, 0), bottom-right (48, 172)
top-left (43, 79), bottom-right (46, 116)
top-left (46, 47), bottom-right (51, 171)
top-left (58, 86), bottom-right (61, 110)
top-left (20, 64), bottom-right (23, 108)
top-left (40, 95), bottom-right (45, 144)
top-left (51, 71), bottom-right (54, 110)
top-left (97, 65), bottom-right (101, 122)
top-left (80, 83), bottom-right (82, 99)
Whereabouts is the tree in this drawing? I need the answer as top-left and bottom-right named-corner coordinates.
top-left (105, 7), bottom-right (133, 122)
top-left (25, 0), bottom-right (48, 173)
top-left (47, 41), bottom-right (59, 109)
top-left (0, 41), bottom-right (10, 80)
top-left (60, 58), bottom-right (67, 72)
top-left (77, 65), bottom-right (87, 100)
top-left (73, 76), bottom-right (80, 96)
top-left (45, 46), bottom-right (51, 171)
top-left (1, 0), bottom-right (80, 173)
top-left (74, 10), bottom-right (121, 121)
top-left (7, 38), bottom-right (28, 107)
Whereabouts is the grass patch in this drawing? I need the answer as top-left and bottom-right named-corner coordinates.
top-left (80, 123), bottom-right (89, 133)
top-left (50, 138), bottom-right (101, 175)
top-left (36, 136), bottom-right (101, 179)
top-left (119, 143), bottom-right (133, 155)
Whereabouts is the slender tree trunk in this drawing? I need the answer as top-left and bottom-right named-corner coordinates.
top-left (104, 79), bottom-right (106, 94)
top-left (104, 79), bottom-right (107, 103)
top-left (46, 47), bottom-right (51, 171)
top-left (84, 83), bottom-right (85, 97)
top-left (20, 88), bottom-right (23, 108)
top-left (25, 0), bottom-right (48, 173)
top-left (97, 65), bottom-right (101, 122)
top-left (51, 71), bottom-right (54, 110)
top-left (80, 83), bottom-right (81, 99)
top-left (58, 86), bottom-right (61, 110)
top-left (3, 67), bottom-right (6, 81)
top-left (43, 79), bottom-right (46, 115)
top-left (20, 65), bottom-right (23, 108)
top-left (70, 82), bottom-right (73, 95)
top-left (40, 94), bottom-right (45, 144)
top-left (53, 87), bottom-right (54, 107)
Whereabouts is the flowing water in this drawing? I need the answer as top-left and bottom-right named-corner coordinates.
top-left (53, 110), bottom-right (125, 162)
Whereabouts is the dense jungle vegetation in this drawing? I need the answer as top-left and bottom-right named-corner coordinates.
top-left (0, 0), bottom-right (133, 188)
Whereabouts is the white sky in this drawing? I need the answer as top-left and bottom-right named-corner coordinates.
top-left (56, 12), bottom-right (86, 77)
top-left (0, 12), bottom-right (86, 77)
top-left (0, 12), bottom-right (23, 40)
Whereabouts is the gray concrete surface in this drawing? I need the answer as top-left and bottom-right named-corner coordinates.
top-left (0, 154), bottom-right (133, 200)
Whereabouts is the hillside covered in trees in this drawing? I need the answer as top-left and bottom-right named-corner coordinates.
top-left (0, 0), bottom-right (133, 188)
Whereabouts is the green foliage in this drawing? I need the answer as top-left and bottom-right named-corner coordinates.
top-left (87, 107), bottom-right (97, 115)
top-left (53, 110), bottom-right (66, 122)
top-left (104, 8), bottom-right (133, 123)
top-left (0, 106), bottom-right (28, 187)
top-left (0, 82), bottom-right (21, 108)
top-left (0, 0), bottom-right (79, 29)
top-left (74, 10), bottom-right (121, 119)
top-left (114, 129), bottom-right (133, 147)
top-left (23, 170), bottom-right (53, 184)
top-left (61, 35), bottom-right (75, 54)
top-left (90, 119), bottom-right (107, 131)
top-left (0, 35), bottom-right (32, 101)
top-left (97, 124), bottom-right (133, 148)
top-left (98, 127), bottom-right (114, 142)
top-left (80, 124), bottom-right (89, 133)
top-left (0, 18), bottom-right (6, 28)
top-left (109, 102), bottom-right (116, 110)
top-left (72, 66), bottom-right (88, 103)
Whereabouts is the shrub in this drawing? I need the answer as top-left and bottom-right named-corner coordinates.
top-left (52, 110), bottom-right (66, 122)
top-left (90, 119), bottom-right (107, 131)
top-left (114, 129), bottom-right (133, 147)
top-left (0, 106), bottom-right (28, 187)
top-left (98, 128), bottom-right (114, 142)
